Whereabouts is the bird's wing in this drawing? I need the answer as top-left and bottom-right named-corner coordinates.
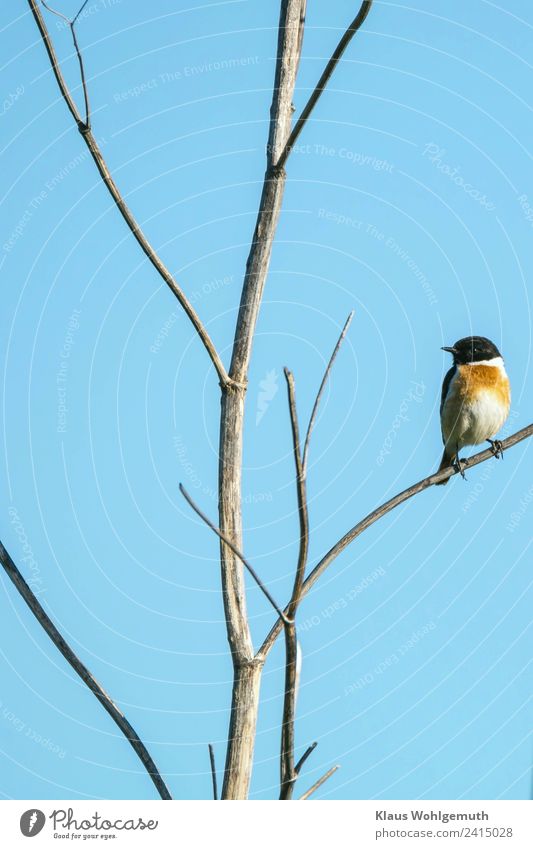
top-left (440, 366), bottom-right (455, 417)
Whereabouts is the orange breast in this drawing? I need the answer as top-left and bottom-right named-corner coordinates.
top-left (454, 364), bottom-right (511, 408)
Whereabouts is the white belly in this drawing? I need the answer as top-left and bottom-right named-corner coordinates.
top-left (443, 390), bottom-right (508, 451)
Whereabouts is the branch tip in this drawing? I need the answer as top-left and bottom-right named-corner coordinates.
top-left (295, 741), bottom-right (318, 775)
top-left (299, 764), bottom-right (340, 800)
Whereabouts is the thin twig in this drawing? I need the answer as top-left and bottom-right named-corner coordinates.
top-left (284, 369), bottom-right (309, 612)
top-left (72, 0), bottom-right (90, 24)
top-left (208, 743), bottom-right (218, 800)
top-left (302, 311), bottom-right (354, 475)
top-left (295, 741), bottom-right (318, 775)
top-left (299, 764), bottom-right (339, 799)
top-left (258, 422), bottom-right (533, 657)
top-left (280, 369), bottom-right (309, 799)
top-left (277, 0), bottom-right (373, 169)
top-left (179, 484), bottom-right (291, 624)
top-left (28, 0), bottom-right (229, 387)
top-left (41, 1), bottom-right (91, 128)
top-left (40, 0), bottom-right (69, 25)
top-left (70, 22), bottom-right (90, 128)
top-left (0, 539), bottom-right (172, 800)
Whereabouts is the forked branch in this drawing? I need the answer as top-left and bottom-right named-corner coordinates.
top-left (278, 315), bottom-right (353, 799)
top-left (0, 540), bottom-right (171, 800)
top-left (277, 0), bottom-right (373, 169)
top-left (28, 0), bottom-right (229, 386)
top-left (41, 0), bottom-right (91, 128)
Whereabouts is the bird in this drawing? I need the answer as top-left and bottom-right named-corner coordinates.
top-left (436, 336), bottom-right (511, 485)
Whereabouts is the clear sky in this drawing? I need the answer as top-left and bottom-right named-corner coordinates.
top-left (0, 0), bottom-right (531, 801)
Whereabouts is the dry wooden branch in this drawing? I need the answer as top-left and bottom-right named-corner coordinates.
top-left (218, 0), bottom-right (307, 799)
top-left (299, 764), bottom-right (339, 799)
top-left (277, 0), bottom-right (373, 169)
top-left (279, 314), bottom-right (353, 798)
top-left (0, 540), bottom-right (171, 800)
top-left (179, 484), bottom-right (290, 624)
top-left (259, 422), bottom-right (533, 657)
top-left (279, 369), bottom-right (309, 799)
top-left (302, 312), bottom-right (354, 475)
top-left (295, 741), bottom-right (318, 775)
top-left (28, 0), bottom-right (229, 386)
top-left (208, 743), bottom-right (218, 800)
top-left (41, 1), bottom-right (92, 127)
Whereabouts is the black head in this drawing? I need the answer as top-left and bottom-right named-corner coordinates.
top-left (442, 336), bottom-right (502, 365)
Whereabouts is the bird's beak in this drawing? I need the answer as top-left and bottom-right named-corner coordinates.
top-left (441, 346), bottom-right (456, 354)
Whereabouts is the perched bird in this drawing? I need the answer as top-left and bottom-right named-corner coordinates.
top-left (436, 336), bottom-right (511, 485)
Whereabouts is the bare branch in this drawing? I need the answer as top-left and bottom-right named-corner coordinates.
top-left (284, 369), bottom-right (309, 611)
top-left (72, 0), bottom-right (90, 24)
top-left (28, 0), bottom-right (229, 387)
top-left (299, 764), bottom-right (339, 800)
top-left (179, 484), bottom-right (291, 624)
top-left (70, 22), bottom-right (90, 128)
top-left (279, 325), bottom-right (351, 797)
top-left (0, 539), bottom-right (172, 800)
top-left (279, 368), bottom-right (309, 799)
top-left (219, 0), bottom-right (307, 799)
top-left (295, 740), bottom-right (318, 775)
top-left (259, 422), bottom-right (533, 657)
top-left (31, 0), bottom-right (80, 125)
top-left (277, 1), bottom-right (373, 170)
top-left (208, 743), bottom-right (218, 800)
top-left (40, 1), bottom-right (91, 127)
top-left (302, 311), bottom-right (354, 476)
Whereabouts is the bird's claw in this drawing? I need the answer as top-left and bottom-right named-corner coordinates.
top-left (453, 456), bottom-right (468, 480)
top-left (487, 438), bottom-right (504, 459)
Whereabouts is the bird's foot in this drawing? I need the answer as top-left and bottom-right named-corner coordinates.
top-left (487, 438), bottom-right (504, 459)
top-left (453, 456), bottom-right (469, 480)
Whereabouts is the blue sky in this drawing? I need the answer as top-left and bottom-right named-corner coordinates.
top-left (0, 0), bottom-right (531, 801)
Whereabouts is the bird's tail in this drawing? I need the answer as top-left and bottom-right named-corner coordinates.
top-left (435, 448), bottom-right (452, 485)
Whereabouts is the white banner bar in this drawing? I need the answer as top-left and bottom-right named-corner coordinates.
top-left (1, 799), bottom-right (531, 848)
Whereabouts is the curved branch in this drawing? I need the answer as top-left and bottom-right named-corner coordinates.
top-left (295, 740), bottom-right (317, 775)
top-left (284, 369), bottom-right (309, 614)
top-left (179, 484), bottom-right (290, 624)
top-left (0, 540), bottom-right (172, 800)
top-left (277, 0), bottom-right (373, 170)
top-left (27, 0), bottom-right (229, 387)
top-left (259, 422), bottom-right (533, 657)
top-left (302, 311), bottom-right (354, 475)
